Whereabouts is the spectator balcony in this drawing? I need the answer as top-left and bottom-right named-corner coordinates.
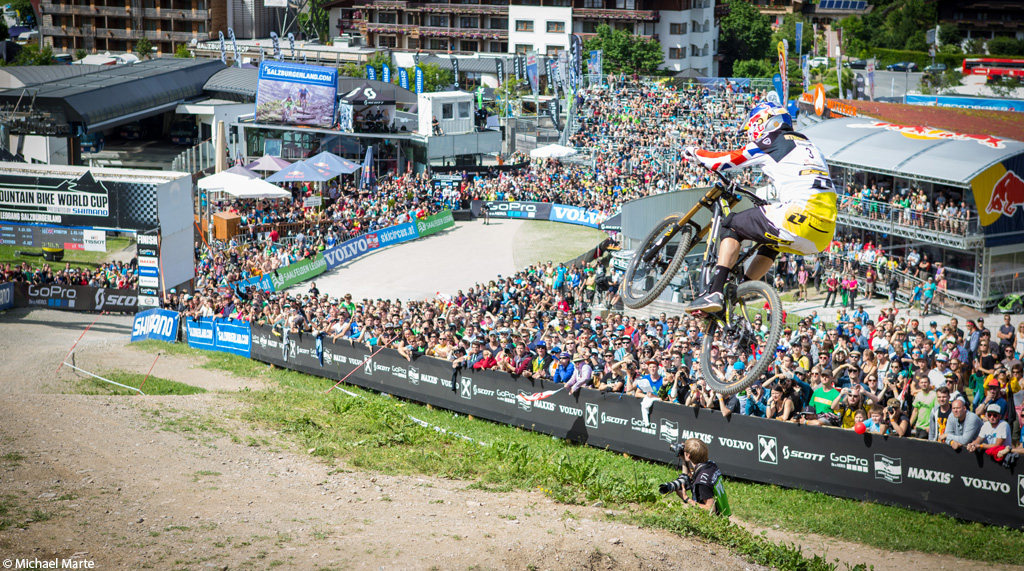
top-left (420, 26), bottom-right (509, 40)
top-left (353, 1), bottom-right (509, 15)
top-left (572, 8), bottom-right (658, 21)
top-left (836, 196), bottom-right (985, 251)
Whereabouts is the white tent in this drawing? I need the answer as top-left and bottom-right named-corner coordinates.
top-left (198, 171), bottom-right (251, 192)
top-left (225, 178), bottom-right (291, 199)
top-left (530, 144), bottom-right (578, 158)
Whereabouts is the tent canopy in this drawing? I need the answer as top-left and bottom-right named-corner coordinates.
top-left (222, 164), bottom-right (259, 179)
top-left (305, 151), bottom-right (361, 177)
top-left (266, 160), bottom-right (335, 183)
top-left (225, 178), bottom-right (290, 199)
top-left (530, 144), bottom-right (577, 158)
top-left (341, 81), bottom-right (397, 106)
top-left (800, 116), bottom-right (1024, 187)
top-left (198, 171), bottom-right (251, 192)
top-left (245, 155), bottom-right (292, 172)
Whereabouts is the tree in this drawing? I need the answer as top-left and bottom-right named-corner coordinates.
top-left (904, 30), bottom-right (927, 52)
top-left (9, 0), bottom-right (32, 25)
top-left (0, 17), bottom-right (8, 42)
top-left (135, 37), bottom-right (154, 59)
top-left (418, 63), bottom-right (453, 92)
top-left (174, 43), bottom-right (193, 58)
top-left (986, 36), bottom-right (1023, 57)
top-left (732, 59), bottom-right (774, 78)
top-left (13, 44), bottom-right (54, 66)
top-left (938, 23), bottom-right (961, 47)
top-left (300, 0), bottom-right (330, 42)
top-left (772, 14), bottom-right (813, 57)
top-left (340, 62), bottom-right (365, 78)
top-left (365, 51), bottom-right (393, 81)
top-left (718, 0), bottom-right (772, 75)
top-left (964, 37), bottom-right (985, 55)
top-left (73, 48), bottom-right (87, 61)
top-left (582, 24), bottom-right (663, 74)
top-left (879, 0), bottom-right (935, 50)
top-left (919, 68), bottom-right (963, 95)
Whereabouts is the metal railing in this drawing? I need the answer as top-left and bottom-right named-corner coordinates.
top-left (171, 139), bottom-right (215, 174)
top-left (837, 195), bottom-right (978, 237)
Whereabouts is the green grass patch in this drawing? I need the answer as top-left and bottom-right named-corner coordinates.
top-left (512, 220), bottom-right (606, 269)
top-left (0, 236), bottom-right (133, 272)
top-left (130, 345), bottom-right (1024, 567)
top-left (79, 371), bottom-right (206, 396)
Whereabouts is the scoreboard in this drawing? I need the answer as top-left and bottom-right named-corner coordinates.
top-left (0, 223), bottom-right (105, 251)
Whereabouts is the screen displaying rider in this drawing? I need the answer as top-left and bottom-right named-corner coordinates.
top-left (682, 101), bottom-right (837, 314)
top-left (658, 438), bottom-right (731, 515)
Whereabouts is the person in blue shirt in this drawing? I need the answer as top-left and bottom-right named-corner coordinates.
top-left (552, 352), bottom-right (575, 384)
top-left (743, 382), bottom-right (769, 417)
top-left (633, 360), bottom-right (663, 398)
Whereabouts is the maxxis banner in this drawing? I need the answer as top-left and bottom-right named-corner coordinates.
top-left (246, 322), bottom-right (1024, 530)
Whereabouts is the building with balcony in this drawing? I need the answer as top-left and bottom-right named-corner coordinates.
top-left (39, 0), bottom-right (284, 55)
top-left (937, 0), bottom-right (1024, 42)
top-left (326, 0), bottom-right (717, 75)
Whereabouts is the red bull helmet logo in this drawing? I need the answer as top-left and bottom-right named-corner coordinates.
top-left (848, 121), bottom-right (1006, 149)
top-left (986, 170), bottom-right (1024, 217)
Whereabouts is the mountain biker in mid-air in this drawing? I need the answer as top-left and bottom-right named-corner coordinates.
top-left (681, 101), bottom-right (838, 313)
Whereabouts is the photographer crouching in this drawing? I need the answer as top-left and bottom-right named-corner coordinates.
top-left (658, 438), bottom-right (731, 516)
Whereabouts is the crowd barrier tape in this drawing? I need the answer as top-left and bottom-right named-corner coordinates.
top-left (470, 201), bottom-right (606, 228)
top-left (130, 308), bottom-right (180, 343)
top-left (11, 282), bottom-right (139, 313)
top-left (184, 316), bottom-right (252, 358)
top-left (0, 282), bottom-right (13, 311)
top-left (240, 322), bottom-right (1023, 530)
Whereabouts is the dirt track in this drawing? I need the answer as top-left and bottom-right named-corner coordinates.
top-left (1, 309), bottom-right (1020, 570)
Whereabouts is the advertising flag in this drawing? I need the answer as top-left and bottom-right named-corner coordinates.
top-left (366, 65), bottom-right (377, 81)
top-left (228, 27), bottom-right (240, 67)
top-left (415, 66), bottom-right (424, 94)
top-left (360, 146), bottom-right (374, 190)
top-left (495, 58), bottom-right (504, 86)
top-left (526, 51), bottom-right (539, 97)
top-left (270, 31), bottom-right (281, 60)
top-left (382, 63), bottom-right (391, 83)
top-left (399, 67), bottom-right (409, 90)
top-left (778, 40), bottom-right (788, 103)
top-left (287, 32), bottom-right (295, 57)
top-left (218, 31), bottom-right (226, 65)
top-left (795, 22), bottom-right (803, 56)
top-left (452, 57), bottom-right (460, 88)
top-left (514, 54), bottom-right (522, 81)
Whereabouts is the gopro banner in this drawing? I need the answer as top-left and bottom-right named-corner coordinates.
top-left (244, 324), bottom-right (1024, 530)
top-left (0, 282), bottom-right (12, 311)
top-left (185, 316), bottom-right (251, 357)
top-left (131, 308), bottom-right (180, 343)
top-left (470, 201), bottom-right (604, 228)
top-left (12, 283), bottom-right (138, 313)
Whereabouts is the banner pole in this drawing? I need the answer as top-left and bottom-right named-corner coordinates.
top-left (325, 335), bottom-right (396, 394)
top-left (56, 311), bottom-right (104, 374)
top-left (139, 353), bottom-right (161, 393)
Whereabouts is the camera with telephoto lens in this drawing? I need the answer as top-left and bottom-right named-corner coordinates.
top-left (669, 442), bottom-right (685, 456)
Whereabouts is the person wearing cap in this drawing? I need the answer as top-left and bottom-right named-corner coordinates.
top-left (974, 378), bottom-right (1008, 419)
top-left (565, 353), bottom-right (593, 394)
top-left (524, 341), bottom-right (553, 381)
top-left (552, 351), bottom-right (575, 384)
top-left (966, 404), bottom-right (1011, 459)
top-left (631, 359), bottom-right (664, 399)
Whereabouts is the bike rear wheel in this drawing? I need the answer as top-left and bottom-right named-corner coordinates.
top-left (699, 280), bottom-right (784, 396)
top-left (621, 215), bottom-right (694, 310)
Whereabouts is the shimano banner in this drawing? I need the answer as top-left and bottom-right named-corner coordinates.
top-left (131, 308), bottom-right (180, 343)
top-left (12, 283), bottom-right (138, 313)
top-left (185, 316), bottom-right (251, 357)
top-left (0, 281), bottom-right (12, 311)
top-left (245, 323), bottom-right (1024, 530)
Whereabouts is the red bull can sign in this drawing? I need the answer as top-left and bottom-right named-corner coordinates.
top-left (972, 155), bottom-right (1024, 247)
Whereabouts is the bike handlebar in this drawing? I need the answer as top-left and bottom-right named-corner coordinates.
top-left (689, 153), bottom-right (770, 208)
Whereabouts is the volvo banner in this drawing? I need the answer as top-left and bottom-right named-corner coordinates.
top-left (130, 308), bottom-right (180, 343)
top-left (470, 201), bottom-right (604, 228)
top-left (246, 324), bottom-right (1024, 530)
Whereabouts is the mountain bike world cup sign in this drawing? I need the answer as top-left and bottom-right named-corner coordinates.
top-left (0, 172), bottom-right (110, 226)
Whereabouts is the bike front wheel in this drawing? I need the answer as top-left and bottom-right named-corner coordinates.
top-left (621, 215), bottom-right (694, 310)
top-left (699, 280), bottom-right (784, 396)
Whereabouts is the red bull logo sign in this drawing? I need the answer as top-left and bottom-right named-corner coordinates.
top-left (986, 170), bottom-right (1024, 217)
top-left (848, 121), bottom-right (1006, 149)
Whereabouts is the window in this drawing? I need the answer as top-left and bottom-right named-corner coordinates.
top-left (582, 21), bottom-right (600, 33)
top-left (459, 17), bottom-right (478, 28)
top-left (670, 23), bottom-right (686, 35)
top-left (584, 0), bottom-right (601, 6)
top-left (546, 45), bottom-right (561, 56)
top-left (458, 101), bottom-right (471, 119)
top-left (460, 40), bottom-right (479, 51)
top-left (546, 21), bottom-right (565, 33)
top-left (489, 41), bottom-right (507, 52)
top-left (548, 0), bottom-right (570, 6)
top-left (515, 44), bottom-right (532, 54)
top-left (429, 15), bottom-right (448, 27)
top-left (615, 0), bottom-right (635, 8)
top-left (442, 103), bottom-right (454, 120)
top-left (489, 17), bottom-right (507, 30)
top-left (669, 47), bottom-right (685, 59)
top-left (377, 35), bottom-right (397, 48)
top-left (429, 39), bottom-right (450, 50)
top-left (407, 38), bottom-right (419, 49)
top-left (515, 20), bottom-right (534, 32)
top-left (377, 12), bottom-right (397, 24)
top-left (407, 14), bottom-right (419, 25)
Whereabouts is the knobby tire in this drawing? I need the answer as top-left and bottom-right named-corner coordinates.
top-left (621, 215), bottom-right (694, 310)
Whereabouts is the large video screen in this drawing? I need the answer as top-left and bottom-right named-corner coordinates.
top-left (255, 61), bottom-right (338, 128)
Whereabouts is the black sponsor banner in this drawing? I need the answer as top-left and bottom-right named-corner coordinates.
top-left (12, 282), bottom-right (139, 313)
top-left (0, 171), bottom-right (159, 230)
top-left (470, 200), bottom-right (552, 221)
top-left (248, 323), bottom-right (1023, 529)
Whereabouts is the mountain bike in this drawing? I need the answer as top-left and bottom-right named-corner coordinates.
top-left (621, 167), bottom-right (783, 395)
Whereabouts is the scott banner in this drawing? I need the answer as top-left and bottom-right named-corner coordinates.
top-left (247, 323), bottom-right (1024, 530)
top-left (131, 308), bottom-right (179, 343)
top-left (184, 316), bottom-right (251, 357)
top-left (416, 210), bottom-right (455, 238)
top-left (12, 283), bottom-right (138, 313)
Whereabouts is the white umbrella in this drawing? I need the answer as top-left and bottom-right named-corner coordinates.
top-left (198, 171), bottom-right (252, 192)
top-left (224, 178), bottom-right (291, 199)
top-left (530, 144), bottom-right (578, 158)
